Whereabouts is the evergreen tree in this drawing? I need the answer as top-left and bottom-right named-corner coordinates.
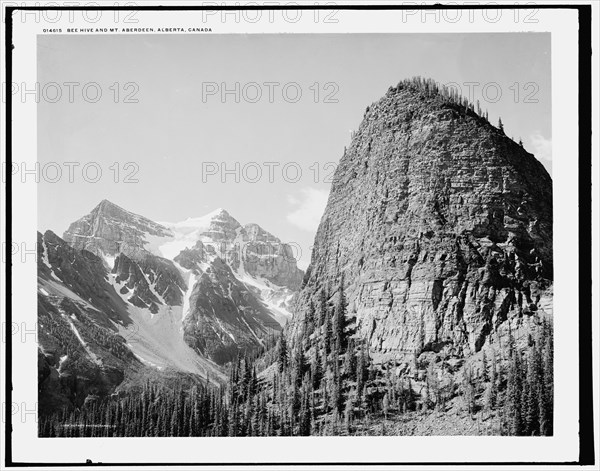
top-left (507, 349), bottom-right (524, 435)
top-left (311, 349), bottom-right (323, 390)
top-left (298, 388), bottom-right (311, 436)
top-left (356, 345), bottom-right (367, 398)
top-left (277, 335), bottom-right (288, 373)
top-left (481, 350), bottom-right (489, 382)
top-left (306, 300), bottom-right (316, 338)
top-left (293, 345), bottom-right (306, 388)
top-left (330, 362), bottom-right (343, 415)
top-left (318, 289), bottom-right (328, 327)
top-left (540, 320), bottom-right (554, 435)
top-left (333, 274), bottom-right (348, 352)
top-left (344, 338), bottom-right (357, 380)
top-left (323, 307), bottom-right (333, 355)
top-left (485, 353), bottom-right (498, 411)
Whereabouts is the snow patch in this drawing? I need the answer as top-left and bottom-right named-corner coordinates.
top-left (241, 317), bottom-right (263, 346)
top-left (65, 316), bottom-right (102, 366)
top-left (102, 252), bottom-right (116, 270)
top-left (176, 264), bottom-right (198, 322)
top-left (130, 350), bottom-right (163, 370)
top-left (139, 265), bottom-right (167, 308)
top-left (150, 208), bottom-right (229, 260)
top-left (214, 316), bottom-right (236, 343)
top-left (41, 236), bottom-right (63, 282)
top-left (58, 355), bottom-right (68, 376)
top-left (110, 291), bottom-right (224, 383)
top-left (40, 279), bottom-right (100, 312)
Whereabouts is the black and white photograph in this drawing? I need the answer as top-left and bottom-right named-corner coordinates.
top-left (1, 2), bottom-right (597, 468)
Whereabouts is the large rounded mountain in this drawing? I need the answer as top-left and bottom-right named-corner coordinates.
top-left (291, 78), bottom-right (553, 363)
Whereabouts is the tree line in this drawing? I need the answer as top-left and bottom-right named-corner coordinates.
top-left (39, 277), bottom-right (553, 437)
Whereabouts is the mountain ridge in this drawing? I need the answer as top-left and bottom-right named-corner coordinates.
top-left (43, 201), bottom-right (304, 372)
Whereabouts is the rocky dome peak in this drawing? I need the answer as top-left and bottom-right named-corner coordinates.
top-left (291, 77), bottom-right (553, 361)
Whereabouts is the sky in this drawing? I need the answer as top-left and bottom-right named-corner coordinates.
top-left (37, 33), bottom-right (551, 269)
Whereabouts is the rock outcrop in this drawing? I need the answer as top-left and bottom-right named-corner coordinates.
top-left (291, 80), bottom-right (553, 364)
top-left (237, 223), bottom-right (303, 290)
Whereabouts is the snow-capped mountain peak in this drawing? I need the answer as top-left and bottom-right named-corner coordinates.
top-left (158, 207), bottom-right (231, 231)
top-left (57, 200), bottom-right (303, 366)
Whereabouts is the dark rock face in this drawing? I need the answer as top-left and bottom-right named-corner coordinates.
top-left (174, 241), bottom-right (206, 273)
top-left (63, 199), bottom-right (172, 258)
top-left (112, 254), bottom-right (161, 313)
top-left (138, 256), bottom-right (187, 305)
top-left (292, 83), bottom-right (553, 361)
top-left (183, 258), bottom-right (281, 365)
top-left (39, 231), bottom-right (130, 326)
top-left (112, 253), bottom-right (186, 313)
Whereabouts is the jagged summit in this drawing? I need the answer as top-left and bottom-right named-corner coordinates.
top-left (176, 207), bottom-right (231, 223)
top-left (94, 198), bottom-right (123, 211)
top-left (64, 200), bottom-right (172, 258)
top-left (211, 207), bottom-right (228, 217)
top-left (90, 199), bottom-right (150, 220)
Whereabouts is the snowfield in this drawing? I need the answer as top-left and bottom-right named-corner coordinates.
top-left (141, 209), bottom-right (294, 327)
top-left (107, 274), bottom-right (223, 383)
top-left (150, 208), bottom-right (227, 260)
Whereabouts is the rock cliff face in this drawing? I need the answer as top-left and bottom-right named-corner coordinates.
top-left (236, 223), bottom-right (303, 291)
top-left (291, 81), bottom-right (553, 363)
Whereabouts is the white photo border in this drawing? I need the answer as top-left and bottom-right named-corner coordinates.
top-left (2, 1), bottom-right (595, 467)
